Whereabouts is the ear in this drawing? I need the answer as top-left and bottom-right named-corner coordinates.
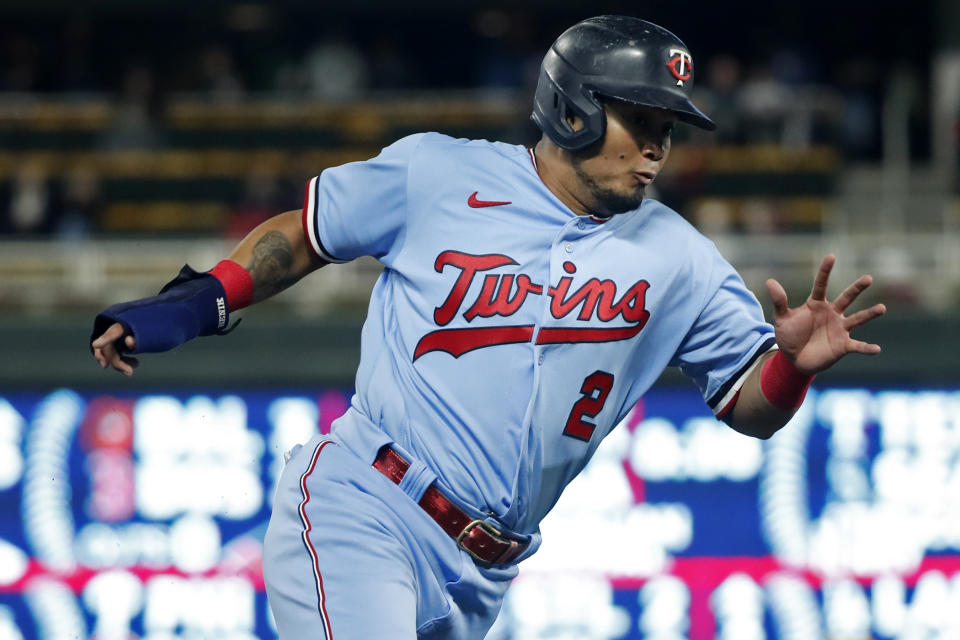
top-left (565, 110), bottom-right (585, 132)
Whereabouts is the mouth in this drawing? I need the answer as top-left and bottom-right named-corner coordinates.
top-left (633, 171), bottom-right (656, 185)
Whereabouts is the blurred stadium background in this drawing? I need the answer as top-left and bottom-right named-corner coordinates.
top-left (0, 1), bottom-right (958, 639)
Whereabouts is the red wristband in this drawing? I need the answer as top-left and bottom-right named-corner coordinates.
top-left (209, 260), bottom-right (254, 311)
top-left (760, 351), bottom-right (814, 411)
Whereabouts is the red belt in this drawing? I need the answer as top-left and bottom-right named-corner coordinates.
top-left (373, 445), bottom-right (527, 566)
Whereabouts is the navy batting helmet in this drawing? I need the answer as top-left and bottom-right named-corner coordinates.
top-left (531, 15), bottom-right (716, 150)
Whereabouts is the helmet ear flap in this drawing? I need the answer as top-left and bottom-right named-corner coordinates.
top-left (531, 61), bottom-right (606, 151)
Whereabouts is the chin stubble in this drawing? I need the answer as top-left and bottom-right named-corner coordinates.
top-left (571, 158), bottom-right (645, 216)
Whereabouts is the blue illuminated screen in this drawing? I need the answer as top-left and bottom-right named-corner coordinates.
top-left (0, 386), bottom-right (956, 639)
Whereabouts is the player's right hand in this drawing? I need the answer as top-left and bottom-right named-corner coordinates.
top-left (91, 322), bottom-right (139, 377)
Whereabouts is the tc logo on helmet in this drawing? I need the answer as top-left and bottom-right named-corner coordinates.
top-left (666, 49), bottom-right (693, 86)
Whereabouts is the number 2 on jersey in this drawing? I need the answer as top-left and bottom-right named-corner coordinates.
top-left (563, 370), bottom-right (614, 441)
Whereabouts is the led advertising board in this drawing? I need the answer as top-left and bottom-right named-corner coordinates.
top-left (0, 387), bottom-right (957, 639)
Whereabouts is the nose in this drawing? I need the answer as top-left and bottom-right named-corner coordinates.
top-left (642, 142), bottom-right (664, 162)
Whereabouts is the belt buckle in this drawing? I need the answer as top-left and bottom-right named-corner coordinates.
top-left (456, 518), bottom-right (502, 544)
top-left (456, 519), bottom-right (507, 563)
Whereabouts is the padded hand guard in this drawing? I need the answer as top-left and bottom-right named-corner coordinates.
top-left (91, 264), bottom-right (232, 354)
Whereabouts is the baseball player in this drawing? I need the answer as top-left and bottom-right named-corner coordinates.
top-left (90, 16), bottom-right (885, 639)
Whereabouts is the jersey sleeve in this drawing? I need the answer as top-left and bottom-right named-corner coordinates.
top-left (301, 133), bottom-right (426, 263)
top-left (671, 248), bottom-right (777, 417)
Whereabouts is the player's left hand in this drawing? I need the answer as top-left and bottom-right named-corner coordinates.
top-left (91, 322), bottom-right (139, 377)
top-left (765, 254), bottom-right (886, 376)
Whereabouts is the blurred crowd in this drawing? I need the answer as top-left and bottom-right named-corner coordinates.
top-left (0, 7), bottom-right (935, 239)
top-left (0, 161), bottom-right (101, 238)
top-left (1, 13), bottom-right (903, 147)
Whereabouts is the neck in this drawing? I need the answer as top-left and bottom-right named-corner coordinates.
top-left (532, 138), bottom-right (595, 217)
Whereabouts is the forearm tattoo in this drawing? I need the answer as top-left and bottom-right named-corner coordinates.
top-left (246, 231), bottom-right (298, 300)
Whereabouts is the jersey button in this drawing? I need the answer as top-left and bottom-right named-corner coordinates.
top-left (564, 242), bottom-right (574, 253)
top-left (538, 354), bottom-right (544, 365)
top-left (577, 220), bottom-right (585, 230)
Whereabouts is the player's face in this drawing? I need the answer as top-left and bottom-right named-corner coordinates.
top-left (569, 101), bottom-right (675, 217)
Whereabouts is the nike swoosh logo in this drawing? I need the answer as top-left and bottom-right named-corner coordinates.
top-left (468, 191), bottom-right (512, 208)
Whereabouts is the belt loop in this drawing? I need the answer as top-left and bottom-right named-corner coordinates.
top-left (396, 458), bottom-right (436, 504)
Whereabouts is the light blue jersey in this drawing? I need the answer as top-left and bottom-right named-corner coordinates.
top-left (265, 132), bottom-right (776, 638)
top-left (301, 132), bottom-right (775, 533)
